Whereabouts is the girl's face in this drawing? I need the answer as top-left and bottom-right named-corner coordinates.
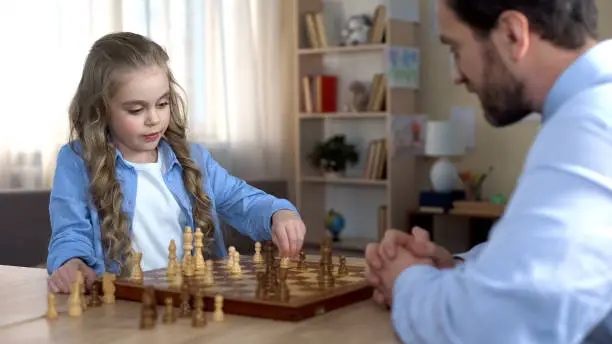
top-left (108, 64), bottom-right (171, 163)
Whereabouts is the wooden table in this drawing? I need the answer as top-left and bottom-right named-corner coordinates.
top-left (0, 265), bottom-right (400, 344)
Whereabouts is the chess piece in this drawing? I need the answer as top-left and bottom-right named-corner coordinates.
top-left (255, 271), bottom-right (265, 299)
top-left (227, 246), bottom-right (236, 268)
top-left (90, 282), bottom-right (102, 307)
top-left (68, 273), bottom-right (82, 317)
top-left (168, 239), bottom-right (179, 281)
top-left (317, 256), bottom-right (335, 289)
top-left (280, 257), bottom-right (289, 269)
top-left (131, 251), bottom-right (144, 284)
top-left (213, 294), bottom-right (224, 322)
top-left (337, 255), bottom-right (349, 276)
top-left (77, 271), bottom-right (88, 311)
top-left (279, 267), bottom-right (290, 302)
top-left (46, 293), bottom-right (58, 320)
top-left (171, 264), bottom-right (184, 289)
top-left (192, 289), bottom-right (207, 327)
top-left (102, 272), bottom-right (116, 304)
top-left (265, 256), bottom-right (277, 295)
top-left (179, 283), bottom-right (191, 317)
top-left (297, 251), bottom-right (306, 270)
top-left (163, 297), bottom-right (177, 324)
top-left (264, 241), bottom-right (275, 265)
top-left (194, 227), bottom-right (206, 278)
top-left (183, 227), bottom-right (194, 277)
top-left (203, 260), bottom-right (214, 286)
top-left (140, 287), bottom-right (157, 329)
top-left (253, 242), bottom-right (263, 263)
top-left (231, 251), bottom-right (242, 276)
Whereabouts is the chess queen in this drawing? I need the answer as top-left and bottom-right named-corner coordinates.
top-left (46, 32), bottom-right (306, 293)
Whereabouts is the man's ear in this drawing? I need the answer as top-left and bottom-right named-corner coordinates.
top-left (493, 10), bottom-right (531, 62)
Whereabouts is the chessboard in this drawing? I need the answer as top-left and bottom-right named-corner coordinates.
top-left (108, 241), bottom-right (373, 321)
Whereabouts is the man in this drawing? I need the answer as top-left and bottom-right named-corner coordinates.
top-left (365, 0), bottom-right (612, 343)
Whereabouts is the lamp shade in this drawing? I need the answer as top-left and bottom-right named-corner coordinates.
top-left (424, 121), bottom-right (464, 157)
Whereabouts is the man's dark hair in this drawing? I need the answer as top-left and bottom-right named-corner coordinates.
top-left (446, 0), bottom-right (598, 49)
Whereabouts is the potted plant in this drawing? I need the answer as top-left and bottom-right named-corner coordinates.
top-left (309, 135), bottom-right (359, 178)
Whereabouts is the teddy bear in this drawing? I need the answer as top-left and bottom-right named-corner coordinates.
top-left (340, 14), bottom-right (372, 46)
top-left (345, 81), bottom-right (369, 112)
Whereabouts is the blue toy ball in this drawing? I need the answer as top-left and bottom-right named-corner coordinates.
top-left (325, 209), bottom-right (345, 242)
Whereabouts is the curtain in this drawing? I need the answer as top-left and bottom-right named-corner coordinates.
top-left (189, 0), bottom-right (287, 180)
top-left (0, 0), bottom-right (288, 191)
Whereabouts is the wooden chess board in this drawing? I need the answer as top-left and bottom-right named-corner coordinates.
top-left (108, 254), bottom-right (373, 321)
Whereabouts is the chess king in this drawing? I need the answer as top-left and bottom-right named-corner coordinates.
top-left (46, 31), bottom-right (307, 293)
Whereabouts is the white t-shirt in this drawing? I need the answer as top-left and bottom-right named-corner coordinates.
top-left (126, 153), bottom-right (183, 271)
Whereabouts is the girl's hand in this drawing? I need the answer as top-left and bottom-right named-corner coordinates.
top-left (271, 210), bottom-right (306, 258)
top-left (47, 258), bottom-right (97, 294)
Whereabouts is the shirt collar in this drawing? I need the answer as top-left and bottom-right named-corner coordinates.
top-left (114, 137), bottom-right (180, 172)
top-left (542, 40), bottom-right (612, 122)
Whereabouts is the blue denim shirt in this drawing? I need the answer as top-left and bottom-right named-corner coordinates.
top-left (47, 139), bottom-right (298, 275)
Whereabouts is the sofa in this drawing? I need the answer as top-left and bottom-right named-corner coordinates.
top-left (0, 180), bottom-right (290, 268)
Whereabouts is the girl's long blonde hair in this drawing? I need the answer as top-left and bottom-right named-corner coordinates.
top-left (68, 32), bottom-right (214, 276)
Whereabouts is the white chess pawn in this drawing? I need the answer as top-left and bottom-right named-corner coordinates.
top-left (253, 242), bottom-right (262, 263)
top-left (227, 246), bottom-right (236, 268)
top-left (231, 251), bottom-right (242, 275)
top-left (213, 294), bottom-right (224, 322)
top-left (203, 259), bottom-right (214, 285)
top-left (280, 257), bottom-right (290, 269)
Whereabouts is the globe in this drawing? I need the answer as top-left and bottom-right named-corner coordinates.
top-left (325, 209), bottom-right (345, 242)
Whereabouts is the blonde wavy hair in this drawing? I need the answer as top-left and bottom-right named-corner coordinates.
top-left (68, 32), bottom-right (214, 276)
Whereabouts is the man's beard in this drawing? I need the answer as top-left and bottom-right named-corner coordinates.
top-left (479, 44), bottom-right (533, 127)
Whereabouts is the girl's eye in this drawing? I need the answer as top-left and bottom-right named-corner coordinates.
top-left (157, 101), bottom-right (169, 108)
top-left (127, 108), bottom-right (143, 114)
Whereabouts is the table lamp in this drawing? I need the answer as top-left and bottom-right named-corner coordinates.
top-left (424, 120), bottom-right (464, 193)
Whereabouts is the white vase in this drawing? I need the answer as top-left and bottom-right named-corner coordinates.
top-left (429, 157), bottom-right (459, 193)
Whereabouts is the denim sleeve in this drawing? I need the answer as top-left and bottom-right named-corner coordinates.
top-left (47, 144), bottom-right (97, 275)
top-left (193, 144), bottom-right (298, 242)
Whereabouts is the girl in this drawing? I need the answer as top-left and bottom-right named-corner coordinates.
top-left (47, 32), bottom-right (306, 293)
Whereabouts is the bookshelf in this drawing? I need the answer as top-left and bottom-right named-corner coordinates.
top-left (292, 0), bottom-right (423, 251)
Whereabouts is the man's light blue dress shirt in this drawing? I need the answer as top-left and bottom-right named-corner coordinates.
top-left (392, 40), bottom-right (612, 343)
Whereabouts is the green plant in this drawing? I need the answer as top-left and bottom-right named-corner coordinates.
top-left (309, 135), bottom-right (359, 173)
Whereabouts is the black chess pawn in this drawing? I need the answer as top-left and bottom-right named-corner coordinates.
top-left (279, 268), bottom-right (290, 302)
top-left (140, 287), bottom-right (157, 329)
top-left (337, 255), bottom-right (349, 277)
top-left (89, 282), bottom-right (102, 307)
top-left (256, 271), bottom-right (266, 299)
top-left (297, 251), bottom-right (306, 270)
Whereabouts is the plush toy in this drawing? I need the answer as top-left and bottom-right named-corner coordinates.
top-left (340, 14), bottom-right (372, 46)
top-left (347, 81), bottom-right (369, 112)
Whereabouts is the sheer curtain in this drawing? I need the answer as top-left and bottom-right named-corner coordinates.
top-left (190, 0), bottom-right (286, 180)
top-left (0, 0), bottom-right (287, 191)
top-left (0, 0), bottom-right (121, 190)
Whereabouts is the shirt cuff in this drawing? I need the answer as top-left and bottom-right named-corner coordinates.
top-left (393, 264), bottom-right (440, 298)
top-left (48, 247), bottom-right (98, 275)
top-left (267, 199), bottom-right (299, 226)
top-left (391, 264), bottom-right (441, 343)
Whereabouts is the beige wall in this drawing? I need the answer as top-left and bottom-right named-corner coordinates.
top-left (417, 0), bottom-right (612, 199)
